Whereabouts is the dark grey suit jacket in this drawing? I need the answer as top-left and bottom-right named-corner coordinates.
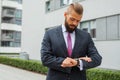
top-left (41, 25), bottom-right (102, 80)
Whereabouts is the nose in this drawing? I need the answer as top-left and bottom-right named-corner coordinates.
top-left (72, 20), bottom-right (78, 26)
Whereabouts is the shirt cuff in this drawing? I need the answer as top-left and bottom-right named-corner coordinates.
top-left (78, 59), bottom-right (83, 71)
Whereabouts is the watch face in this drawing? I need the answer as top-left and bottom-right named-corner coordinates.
top-left (76, 58), bottom-right (80, 66)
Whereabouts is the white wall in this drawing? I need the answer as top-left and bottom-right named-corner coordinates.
top-left (82, 0), bottom-right (120, 21)
top-left (1, 23), bottom-right (22, 31)
top-left (22, 0), bottom-right (45, 60)
top-left (22, 0), bottom-right (120, 70)
top-left (95, 41), bottom-right (120, 70)
top-left (0, 47), bottom-right (21, 53)
top-left (2, 0), bottom-right (22, 9)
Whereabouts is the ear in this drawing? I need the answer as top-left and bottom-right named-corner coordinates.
top-left (64, 12), bottom-right (67, 17)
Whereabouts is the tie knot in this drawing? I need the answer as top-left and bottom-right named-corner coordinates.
top-left (67, 32), bottom-right (71, 37)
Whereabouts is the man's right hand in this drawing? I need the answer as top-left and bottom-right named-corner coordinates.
top-left (61, 57), bottom-right (77, 68)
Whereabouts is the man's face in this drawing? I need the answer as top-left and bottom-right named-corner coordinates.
top-left (64, 10), bottom-right (82, 33)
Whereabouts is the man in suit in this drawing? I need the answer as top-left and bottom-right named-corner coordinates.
top-left (41, 2), bottom-right (102, 80)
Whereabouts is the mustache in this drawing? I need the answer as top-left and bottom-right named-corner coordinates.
top-left (70, 24), bottom-right (77, 27)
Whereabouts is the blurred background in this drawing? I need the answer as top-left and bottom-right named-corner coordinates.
top-left (0, 0), bottom-right (120, 70)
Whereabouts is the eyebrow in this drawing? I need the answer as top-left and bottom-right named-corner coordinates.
top-left (70, 17), bottom-right (80, 22)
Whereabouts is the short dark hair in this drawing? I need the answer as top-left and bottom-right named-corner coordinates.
top-left (68, 2), bottom-right (83, 15)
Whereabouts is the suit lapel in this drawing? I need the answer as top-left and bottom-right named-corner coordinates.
top-left (56, 25), bottom-right (68, 57)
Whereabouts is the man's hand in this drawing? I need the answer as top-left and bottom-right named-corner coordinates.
top-left (79, 57), bottom-right (92, 62)
top-left (61, 57), bottom-right (77, 68)
top-left (61, 57), bottom-right (92, 68)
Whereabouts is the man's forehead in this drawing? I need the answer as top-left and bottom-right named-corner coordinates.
top-left (68, 12), bottom-right (82, 21)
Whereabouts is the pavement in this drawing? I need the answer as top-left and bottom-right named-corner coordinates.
top-left (0, 64), bottom-right (46, 80)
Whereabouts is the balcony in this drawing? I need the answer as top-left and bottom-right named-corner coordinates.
top-left (2, 0), bottom-right (22, 9)
top-left (2, 8), bottom-right (15, 18)
top-left (1, 34), bottom-right (14, 41)
top-left (1, 23), bottom-right (22, 31)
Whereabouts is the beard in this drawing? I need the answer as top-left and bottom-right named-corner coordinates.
top-left (65, 19), bottom-right (77, 33)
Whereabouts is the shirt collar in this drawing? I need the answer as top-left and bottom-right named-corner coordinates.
top-left (62, 24), bottom-right (66, 33)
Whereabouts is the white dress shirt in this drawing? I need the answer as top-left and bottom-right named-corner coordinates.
top-left (62, 24), bottom-right (75, 49)
top-left (62, 24), bottom-right (83, 70)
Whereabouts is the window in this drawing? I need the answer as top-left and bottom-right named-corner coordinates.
top-left (15, 9), bottom-right (22, 18)
top-left (14, 32), bottom-right (21, 39)
top-left (96, 15), bottom-right (119, 41)
top-left (60, 0), bottom-right (73, 6)
top-left (2, 8), bottom-right (22, 25)
top-left (13, 31), bottom-right (21, 47)
top-left (13, 42), bottom-right (21, 47)
top-left (1, 30), bottom-right (21, 47)
top-left (1, 41), bottom-right (12, 47)
top-left (6, 9), bottom-right (15, 15)
top-left (2, 7), bottom-right (15, 24)
top-left (15, 9), bottom-right (22, 25)
top-left (80, 21), bottom-right (90, 33)
top-left (90, 29), bottom-right (96, 38)
top-left (1, 30), bottom-right (14, 39)
top-left (16, 0), bottom-right (22, 4)
top-left (90, 20), bottom-right (96, 38)
top-left (106, 15), bottom-right (118, 40)
top-left (15, 18), bottom-right (22, 25)
top-left (2, 18), bottom-right (14, 24)
top-left (46, 1), bottom-right (51, 12)
top-left (60, 0), bottom-right (65, 6)
top-left (80, 20), bottom-right (96, 38)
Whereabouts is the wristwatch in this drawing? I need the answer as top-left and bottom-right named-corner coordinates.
top-left (74, 58), bottom-right (80, 66)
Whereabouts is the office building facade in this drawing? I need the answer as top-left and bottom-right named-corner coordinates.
top-left (0, 0), bottom-right (22, 56)
top-left (22, 0), bottom-right (120, 70)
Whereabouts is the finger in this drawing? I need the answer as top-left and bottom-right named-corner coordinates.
top-left (87, 58), bottom-right (92, 62)
top-left (61, 64), bottom-right (65, 67)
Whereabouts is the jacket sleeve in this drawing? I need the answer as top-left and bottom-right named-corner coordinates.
top-left (41, 31), bottom-right (71, 73)
top-left (82, 33), bottom-right (102, 70)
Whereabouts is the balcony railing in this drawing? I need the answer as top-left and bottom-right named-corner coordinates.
top-left (1, 34), bottom-right (14, 41)
top-left (2, 8), bottom-right (15, 18)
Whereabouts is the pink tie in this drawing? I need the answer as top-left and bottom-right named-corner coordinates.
top-left (67, 32), bottom-right (72, 57)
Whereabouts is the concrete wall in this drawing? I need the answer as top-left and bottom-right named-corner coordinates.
top-left (22, 0), bottom-right (120, 70)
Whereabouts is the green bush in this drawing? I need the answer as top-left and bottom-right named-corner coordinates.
top-left (0, 56), bottom-right (48, 74)
top-left (87, 68), bottom-right (120, 80)
top-left (0, 56), bottom-right (120, 80)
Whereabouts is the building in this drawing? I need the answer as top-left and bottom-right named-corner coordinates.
top-left (0, 0), bottom-right (22, 57)
top-left (22, 0), bottom-right (120, 70)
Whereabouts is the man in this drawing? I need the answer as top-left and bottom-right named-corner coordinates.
top-left (41, 2), bottom-right (102, 80)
